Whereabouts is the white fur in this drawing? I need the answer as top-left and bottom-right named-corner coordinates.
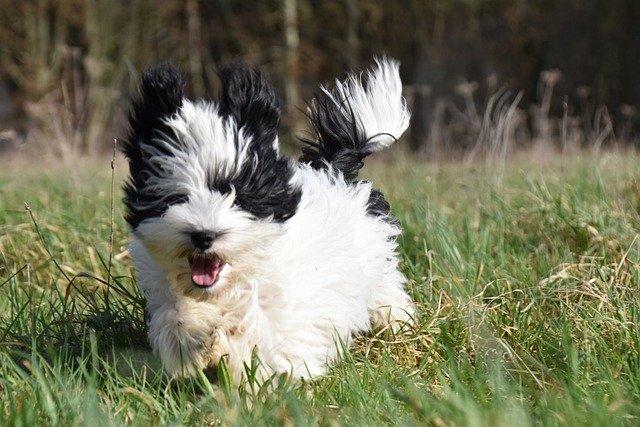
top-left (322, 58), bottom-right (410, 152)
top-left (130, 59), bottom-right (415, 384)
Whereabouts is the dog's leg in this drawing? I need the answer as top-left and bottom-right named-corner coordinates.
top-left (146, 301), bottom-right (230, 377)
top-left (368, 268), bottom-right (416, 333)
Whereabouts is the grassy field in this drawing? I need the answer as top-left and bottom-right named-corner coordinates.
top-left (1, 151), bottom-right (640, 426)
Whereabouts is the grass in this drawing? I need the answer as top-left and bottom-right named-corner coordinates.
top-left (1, 150), bottom-right (640, 425)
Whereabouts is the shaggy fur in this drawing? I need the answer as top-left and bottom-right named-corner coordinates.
top-left (121, 58), bottom-right (415, 383)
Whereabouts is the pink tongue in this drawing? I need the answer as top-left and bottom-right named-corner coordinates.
top-left (190, 258), bottom-right (220, 287)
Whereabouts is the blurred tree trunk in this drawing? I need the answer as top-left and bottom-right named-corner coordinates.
top-left (409, 85), bottom-right (431, 155)
top-left (283, 0), bottom-right (300, 132)
top-left (186, 0), bottom-right (205, 98)
top-left (345, 0), bottom-right (359, 69)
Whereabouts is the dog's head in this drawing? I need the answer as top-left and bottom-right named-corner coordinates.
top-left (121, 62), bottom-right (301, 297)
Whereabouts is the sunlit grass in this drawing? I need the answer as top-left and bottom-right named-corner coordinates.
top-left (1, 151), bottom-right (640, 425)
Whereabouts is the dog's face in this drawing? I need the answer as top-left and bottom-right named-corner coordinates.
top-left (121, 62), bottom-right (301, 298)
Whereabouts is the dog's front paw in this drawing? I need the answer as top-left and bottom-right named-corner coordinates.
top-left (147, 302), bottom-right (229, 377)
top-left (201, 327), bottom-right (230, 368)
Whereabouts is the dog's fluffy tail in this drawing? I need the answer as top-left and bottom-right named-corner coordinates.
top-left (299, 58), bottom-right (410, 180)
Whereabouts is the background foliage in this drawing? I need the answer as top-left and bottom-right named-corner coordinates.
top-left (0, 0), bottom-right (639, 157)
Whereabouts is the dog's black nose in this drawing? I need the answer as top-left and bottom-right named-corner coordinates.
top-left (190, 231), bottom-right (216, 250)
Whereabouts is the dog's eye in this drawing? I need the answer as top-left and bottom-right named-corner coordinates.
top-left (206, 170), bottom-right (232, 194)
top-left (209, 181), bottom-right (231, 194)
top-left (227, 156), bottom-right (301, 222)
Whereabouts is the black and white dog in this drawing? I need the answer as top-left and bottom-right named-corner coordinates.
top-left (121, 58), bottom-right (415, 383)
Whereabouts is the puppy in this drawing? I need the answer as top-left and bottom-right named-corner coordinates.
top-left (121, 58), bottom-right (415, 383)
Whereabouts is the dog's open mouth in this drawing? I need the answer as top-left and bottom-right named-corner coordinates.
top-left (188, 254), bottom-right (225, 288)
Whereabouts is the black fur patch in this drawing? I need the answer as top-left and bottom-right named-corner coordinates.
top-left (365, 187), bottom-right (399, 225)
top-left (217, 62), bottom-right (301, 222)
top-left (121, 62), bottom-right (187, 228)
top-left (232, 150), bottom-right (301, 222)
top-left (299, 90), bottom-right (369, 181)
top-left (218, 61), bottom-right (280, 150)
top-left (206, 169), bottom-right (232, 195)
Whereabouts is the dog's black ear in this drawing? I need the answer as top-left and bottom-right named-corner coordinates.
top-left (217, 61), bottom-right (280, 148)
top-left (123, 61), bottom-right (185, 159)
top-left (121, 62), bottom-right (186, 228)
top-left (217, 62), bottom-right (299, 222)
